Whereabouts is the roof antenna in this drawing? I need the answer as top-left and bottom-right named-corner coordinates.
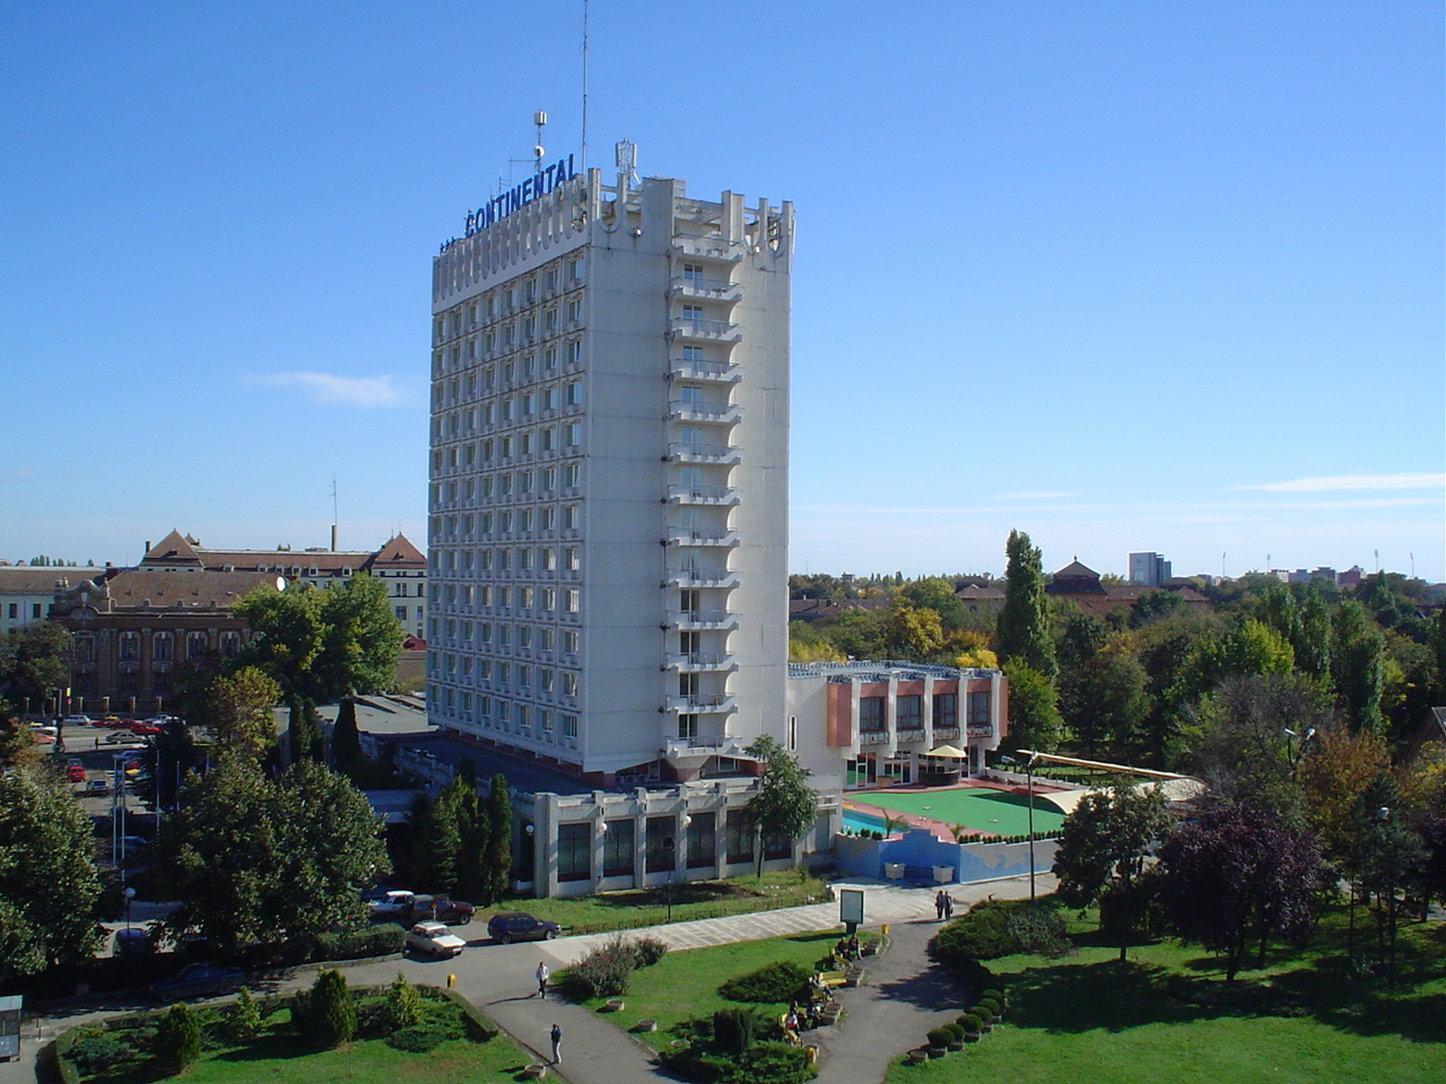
top-left (331, 472), bottom-right (339, 552)
top-left (534, 109), bottom-right (548, 176)
top-left (580, 0), bottom-right (589, 169)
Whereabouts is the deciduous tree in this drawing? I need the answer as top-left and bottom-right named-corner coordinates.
top-left (1052, 784), bottom-right (1173, 962)
top-left (1332, 601), bottom-right (1385, 734)
top-left (0, 767), bottom-right (104, 982)
top-left (203, 666), bottom-right (281, 761)
top-left (1000, 660), bottom-right (1063, 754)
top-left (1159, 806), bottom-right (1322, 981)
top-left (744, 734), bottom-right (818, 878)
top-left (331, 695), bottom-right (362, 767)
top-left (0, 620), bottom-right (71, 711)
top-left (484, 773), bottom-right (513, 902)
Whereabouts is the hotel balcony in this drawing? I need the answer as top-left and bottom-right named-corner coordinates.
top-left (668, 357), bottom-right (741, 385)
top-left (932, 726), bottom-right (961, 742)
top-left (664, 652), bottom-right (739, 674)
top-left (670, 275), bottom-right (742, 303)
top-left (895, 725), bottom-right (927, 743)
top-left (667, 441), bottom-right (741, 466)
top-left (662, 567), bottom-right (740, 589)
top-left (672, 237), bottom-right (744, 263)
top-left (667, 399), bottom-right (742, 425)
top-left (669, 317), bottom-right (742, 344)
top-left (663, 693), bottom-right (737, 715)
top-left (966, 722), bottom-right (995, 739)
top-left (666, 608), bottom-right (740, 631)
top-left (664, 526), bottom-right (740, 548)
top-left (667, 483), bottom-right (741, 507)
top-left (663, 732), bottom-right (747, 761)
top-left (858, 728), bottom-right (890, 747)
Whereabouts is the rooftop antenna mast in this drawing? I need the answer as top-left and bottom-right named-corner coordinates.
top-left (330, 473), bottom-right (339, 552)
top-left (581, 0), bottom-right (589, 169)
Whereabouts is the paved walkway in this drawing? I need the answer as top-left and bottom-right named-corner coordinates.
top-left (4, 872), bottom-right (1056, 1084)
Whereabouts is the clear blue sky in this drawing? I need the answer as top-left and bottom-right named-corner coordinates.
top-left (3, 1), bottom-right (1442, 580)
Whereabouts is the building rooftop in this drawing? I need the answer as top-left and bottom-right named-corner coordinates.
top-left (140, 529), bottom-right (424, 574)
top-left (787, 660), bottom-right (996, 683)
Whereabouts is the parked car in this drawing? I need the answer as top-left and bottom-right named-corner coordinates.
top-left (128, 721), bottom-right (162, 737)
top-left (104, 731), bottom-right (141, 745)
top-left (94, 716), bottom-right (126, 729)
top-left (487, 912), bottom-right (560, 944)
top-left (405, 921), bottom-right (466, 958)
top-left (409, 895), bottom-right (476, 925)
top-left (85, 777), bottom-right (110, 795)
top-left (65, 761), bottom-right (86, 783)
top-left (151, 962), bottom-right (245, 1001)
top-left (114, 927), bottom-right (156, 957)
top-left (31, 731), bottom-right (55, 745)
top-left (62, 714), bottom-right (92, 726)
top-left (367, 890), bottom-right (416, 919)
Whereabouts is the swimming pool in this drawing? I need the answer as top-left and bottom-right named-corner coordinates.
top-left (845, 786), bottom-right (1067, 836)
top-left (842, 808), bottom-right (888, 835)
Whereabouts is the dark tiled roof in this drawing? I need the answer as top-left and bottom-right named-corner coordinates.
top-left (364, 534), bottom-right (425, 569)
top-left (99, 569), bottom-right (279, 611)
top-left (143, 529), bottom-right (202, 565)
top-left (0, 568), bottom-right (103, 593)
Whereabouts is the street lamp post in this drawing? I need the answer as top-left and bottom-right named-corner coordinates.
top-left (663, 837), bottom-right (676, 923)
top-left (1377, 805), bottom-right (1398, 989)
top-left (123, 887), bottom-right (136, 934)
top-left (1026, 754), bottom-right (1037, 902)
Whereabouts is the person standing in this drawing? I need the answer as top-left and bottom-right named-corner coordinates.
top-left (550, 1021), bottom-right (563, 1065)
top-left (943, 893), bottom-right (954, 919)
top-left (934, 890), bottom-right (945, 920)
top-left (536, 961), bottom-right (550, 999)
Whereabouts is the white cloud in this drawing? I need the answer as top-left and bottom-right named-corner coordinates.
top-left (1238, 472), bottom-right (1445, 494)
top-left (997, 490), bottom-right (1080, 501)
top-left (245, 371), bottom-right (406, 409)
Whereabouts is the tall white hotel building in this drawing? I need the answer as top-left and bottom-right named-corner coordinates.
top-left (427, 161), bottom-right (794, 785)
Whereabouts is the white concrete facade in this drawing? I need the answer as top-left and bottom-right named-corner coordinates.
top-left (427, 167), bottom-right (793, 781)
top-left (1128, 551), bottom-right (1171, 587)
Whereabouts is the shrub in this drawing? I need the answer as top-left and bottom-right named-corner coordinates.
top-left (718, 960), bottom-right (812, 1004)
top-left (313, 923), bottom-right (406, 962)
top-left (946, 1022), bottom-right (966, 1042)
top-left (958, 1013), bottom-right (982, 1034)
top-left (974, 1003), bottom-right (995, 1024)
top-left (354, 997), bottom-right (394, 1038)
top-left (308, 969), bottom-right (356, 1047)
top-left (926, 1026), bottom-right (953, 1050)
top-left (440, 987), bottom-right (499, 1042)
top-left (388, 973), bottom-right (423, 1030)
top-left (386, 1005), bottom-right (462, 1054)
top-left (1005, 904), bottom-right (1071, 957)
top-left (225, 987), bottom-right (262, 1042)
top-left (713, 1007), bottom-right (757, 1054)
top-left (565, 935), bottom-right (638, 998)
top-left (980, 988), bottom-right (1004, 1003)
top-left (633, 935), bottom-right (669, 967)
top-left (289, 990), bottom-right (311, 1035)
top-left (154, 1004), bottom-right (201, 1072)
top-left (67, 1030), bottom-right (132, 1076)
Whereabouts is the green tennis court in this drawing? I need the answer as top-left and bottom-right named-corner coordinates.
top-left (849, 786), bottom-right (1066, 836)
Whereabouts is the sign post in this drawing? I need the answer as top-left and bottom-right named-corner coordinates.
top-left (839, 888), bottom-right (864, 937)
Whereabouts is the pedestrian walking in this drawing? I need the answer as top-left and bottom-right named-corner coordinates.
top-left (943, 893), bottom-right (954, 919)
top-left (535, 961), bottom-right (550, 999)
top-left (550, 1022), bottom-right (563, 1065)
top-left (934, 890), bottom-right (945, 920)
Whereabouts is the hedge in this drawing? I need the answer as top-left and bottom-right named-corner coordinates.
top-left (440, 987), bottom-right (500, 1042)
top-left (312, 923), bottom-right (405, 962)
top-left (718, 961), bottom-right (812, 1004)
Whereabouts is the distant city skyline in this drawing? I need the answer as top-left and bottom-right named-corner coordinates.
top-left (3, 3), bottom-right (1442, 581)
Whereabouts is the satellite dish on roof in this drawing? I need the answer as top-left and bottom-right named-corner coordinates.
top-left (276, 576), bottom-right (286, 591)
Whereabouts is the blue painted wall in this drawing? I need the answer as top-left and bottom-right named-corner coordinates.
top-left (834, 828), bottom-right (1059, 885)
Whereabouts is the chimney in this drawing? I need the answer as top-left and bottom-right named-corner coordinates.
top-left (144, 539), bottom-right (152, 554)
top-left (331, 524), bottom-right (338, 552)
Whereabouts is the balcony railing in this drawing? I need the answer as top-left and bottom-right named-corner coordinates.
top-left (670, 317), bottom-right (741, 341)
top-left (663, 733), bottom-right (744, 758)
top-left (665, 694), bottom-right (737, 714)
top-left (667, 609), bottom-right (740, 629)
top-left (667, 484), bottom-right (740, 506)
top-left (669, 358), bottom-right (741, 383)
top-left (665, 527), bottom-right (739, 547)
top-left (932, 726), bottom-right (960, 741)
top-left (966, 722), bottom-right (995, 738)
top-left (858, 729), bottom-right (890, 746)
top-left (671, 275), bottom-right (741, 298)
top-left (665, 652), bottom-right (737, 672)
top-left (668, 399), bottom-right (742, 424)
top-left (668, 441), bottom-right (741, 464)
top-left (663, 568), bottom-right (739, 589)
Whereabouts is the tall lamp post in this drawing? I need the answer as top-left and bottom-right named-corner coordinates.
top-left (1377, 805), bottom-right (1398, 988)
top-left (1025, 753), bottom-right (1038, 902)
top-left (663, 836), bottom-right (676, 923)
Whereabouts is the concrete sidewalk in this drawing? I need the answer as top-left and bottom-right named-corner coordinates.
top-left (5, 872), bottom-right (1055, 1083)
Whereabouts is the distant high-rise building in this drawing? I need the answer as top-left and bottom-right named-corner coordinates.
top-left (427, 163), bottom-right (794, 783)
top-left (1128, 552), bottom-right (1171, 587)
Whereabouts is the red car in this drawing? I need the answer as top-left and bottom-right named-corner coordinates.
top-left (95, 716), bottom-right (128, 729)
top-left (128, 721), bottom-right (162, 736)
top-left (66, 762), bottom-right (87, 783)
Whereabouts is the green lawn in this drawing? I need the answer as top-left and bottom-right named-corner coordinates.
top-left (850, 786), bottom-right (1066, 836)
top-left (574, 929), bottom-right (854, 1051)
top-left (886, 908), bottom-right (1445, 1083)
top-left (72, 995), bottom-right (533, 1082)
top-left (476, 868), bottom-right (828, 935)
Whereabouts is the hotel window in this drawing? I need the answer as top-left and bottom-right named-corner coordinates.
top-left (565, 422), bottom-right (581, 449)
top-left (540, 627), bottom-right (555, 651)
top-left (541, 587), bottom-right (556, 611)
top-left (858, 696), bottom-right (885, 731)
top-left (568, 255), bottom-right (584, 283)
top-left (539, 706), bottom-right (553, 732)
top-left (153, 633), bottom-right (173, 662)
top-left (687, 812), bottom-right (716, 868)
top-left (544, 346), bottom-right (558, 371)
top-left (567, 298), bottom-right (582, 323)
top-left (933, 692), bottom-right (958, 728)
top-left (683, 262), bottom-right (703, 284)
top-left (562, 672), bottom-right (578, 697)
top-left (725, 810), bottom-right (752, 864)
top-left (557, 823), bottom-right (591, 882)
top-left (645, 817), bottom-right (674, 873)
top-left (968, 690), bottom-right (992, 727)
top-left (565, 380), bottom-right (582, 406)
top-left (542, 387), bottom-right (557, 412)
top-left (567, 339), bottom-right (581, 364)
top-left (562, 712), bottom-right (578, 738)
top-left (545, 306), bottom-right (558, 331)
top-left (681, 303), bottom-right (703, 322)
top-left (897, 695), bottom-right (922, 730)
top-left (564, 589), bottom-right (580, 614)
top-left (562, 630), bottom-right (579, 655)
top-left (542, 546), bottom-right (556, 570)
top-left (602, 820), bottom-right (634, 877)
top-left (564, 546), bottom-right (580, 571)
